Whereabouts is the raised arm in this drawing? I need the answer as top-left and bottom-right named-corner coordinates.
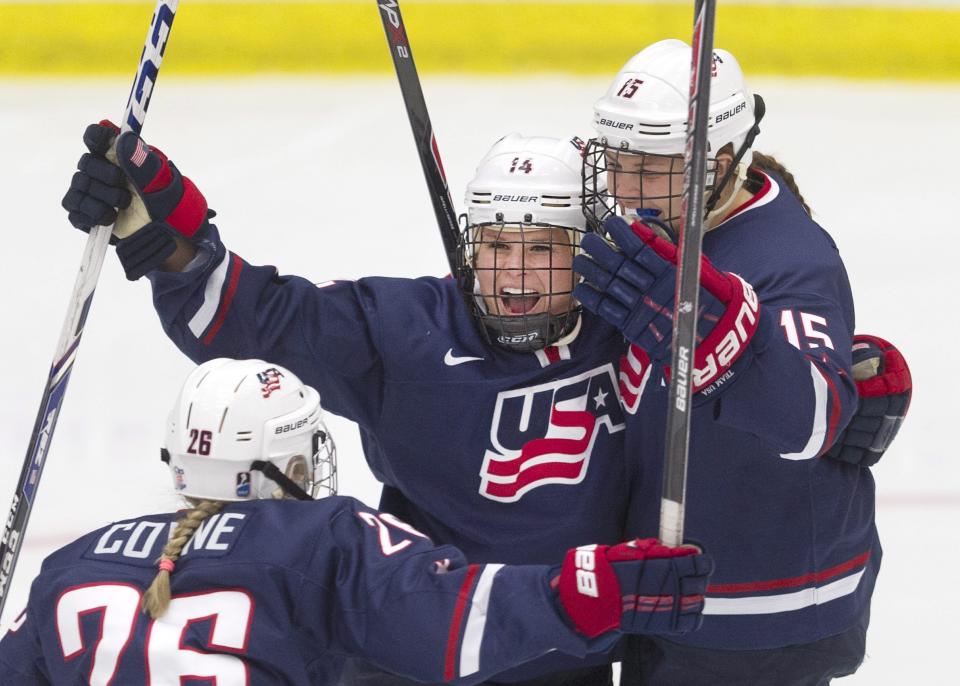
top-left (62, 122), bottom-right (385, 423)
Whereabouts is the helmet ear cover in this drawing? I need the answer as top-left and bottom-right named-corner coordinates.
top-left (704, 94), bottom-right (766, 214)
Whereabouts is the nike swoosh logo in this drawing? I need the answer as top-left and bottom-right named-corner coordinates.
top-left (444, 348), bottom-right (485, 366)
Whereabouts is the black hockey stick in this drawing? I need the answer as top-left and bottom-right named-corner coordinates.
top-left (0, 0), bottom-right (180, 623)
top-left (375, 0), bottom-right (461, 277)
top-left (659, 0), bottom-right (717, 547)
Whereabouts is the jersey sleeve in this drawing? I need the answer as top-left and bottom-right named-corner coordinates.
top-left (147, 225), bottom-right (385, 423)
top-left (0, 608), bottom-right (51, 685)
top-left (710, 276), bottom-right (858, 459)
top-left (303, 500), bottom-right (612, 685)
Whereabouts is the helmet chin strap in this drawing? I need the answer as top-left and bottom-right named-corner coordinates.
top-left (552, 311), bottom-right (583, 347)
top-left (705, 163), bottom-right (749, 229)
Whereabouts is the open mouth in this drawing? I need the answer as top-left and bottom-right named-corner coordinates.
top-left (500, 287), bottom-right (541, 315)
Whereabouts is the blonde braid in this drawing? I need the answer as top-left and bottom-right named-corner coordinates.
top-left (142, 500), bottom-right (225, 619)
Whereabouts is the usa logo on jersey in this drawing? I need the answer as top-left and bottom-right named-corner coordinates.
top-left (479, 364), bottom-right (625, 502)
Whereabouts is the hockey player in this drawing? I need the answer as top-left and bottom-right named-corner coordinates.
top-left (59, 120), bottom-right (909, 685)
top-left (573, 39), bottom-right (904, 684)
top-left (0, 358), bottom-right (713, 685)
top-left (61, 130), bottom-right (638, 684)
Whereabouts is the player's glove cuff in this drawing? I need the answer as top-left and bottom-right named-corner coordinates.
top-left (824, 334), bottom-right (911, 467)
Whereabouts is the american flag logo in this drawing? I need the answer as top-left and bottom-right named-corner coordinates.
top-left (130, 138), bottom-right (148, 167)
top-left (478, 364), bottom-right (625, 502)
top-left (257, 367), bottom-right (284, 398)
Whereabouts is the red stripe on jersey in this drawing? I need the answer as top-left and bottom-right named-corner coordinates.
top-left (812, 356), bottom-right (843, 457)
top-left (720, 171), bottom-right (772, 223)
top-left (444, 564), bottom-right (481, 681)
top-left (545, 346), bottom-right (561, 364)
top-left (707, 550), bottom-right (871, 595)
top-left (202, 254), bottom-right (243, 346)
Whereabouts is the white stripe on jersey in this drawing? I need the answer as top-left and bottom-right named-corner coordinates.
top-left (458, 563), bottom-right (504, 677)
top-left (703, 569), bottom-right (865, 616)
top-left (779, 361), bottom-right (829, 461)
top-left (188, 254), bottom-right (230, 338)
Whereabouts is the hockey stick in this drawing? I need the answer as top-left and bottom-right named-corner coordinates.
top-left (375, 0), bottom-right (461, 277)
top-left (659, 0), bottom-right (717, 547)
top-left (0, 0), bottom-right (180, 623)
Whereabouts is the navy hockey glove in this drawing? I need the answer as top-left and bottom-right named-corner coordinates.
top-left (61, 121), bottom-right (132, 233)
top-left (574, 216), bottom-right (762, 392)
top-left (825, 334), bottom-right (911, 467)
top-left (62, 121), bottom-right (210, 280)
top-left (557, 538), bottom-right (711, 638)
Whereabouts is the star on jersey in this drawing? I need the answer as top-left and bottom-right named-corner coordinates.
top-left (593, 388), bottom-right (608, 409)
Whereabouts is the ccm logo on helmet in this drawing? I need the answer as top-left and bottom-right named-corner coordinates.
top-left (714, 101), bottom-right (747, 124)
top-left (598, 118), bottom-right (634, 131)
top-left (573, 545), bottom-right (600, 598)
top-left (274, 418), bottom-right (310, 434)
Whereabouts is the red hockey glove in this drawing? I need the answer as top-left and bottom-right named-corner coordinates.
top-left (62, 120), bottom-right (210, 280)
top-left (575, 216), bottom-right (762, 392)
top-left (825, 334), bottom-right (911, 466)
top-left (557, 538), bottom-right (712, 638)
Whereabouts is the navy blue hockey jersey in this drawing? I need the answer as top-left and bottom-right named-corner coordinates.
top-left (0, 496), bottom-right (615, 685)
top-left (622, 171), bottom-right (878, 650)
top-left (148, 256), bottom-right (636, 680)
top-left (148, 243), bottom-right (632, 567)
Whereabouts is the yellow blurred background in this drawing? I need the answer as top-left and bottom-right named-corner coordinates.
top-left (1, 0), bottom-right (958, 79)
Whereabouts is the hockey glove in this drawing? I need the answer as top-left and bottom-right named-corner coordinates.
top-left (557, 538), bottom-right (711, 638)
top-left (62, 121), bottom-right (209, 280)
top-left (574, 215), bottom-right (762, 392)
top-left (825, 334), bottom-right (912, 467)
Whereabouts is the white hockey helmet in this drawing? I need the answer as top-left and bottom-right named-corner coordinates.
top-left (594, 39), bottom-right (757, 162)
top-left (464, 133), bottom-right (593, 230)
top-left (459, 134), bottom-right (597, 351)
top-left (163, 359), bottom-right (336, 502)
top-left (585, 39), bottom-right (763, 231)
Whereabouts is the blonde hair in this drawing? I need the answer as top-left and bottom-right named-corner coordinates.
top-left (141, 500), bottom-right (225, 619)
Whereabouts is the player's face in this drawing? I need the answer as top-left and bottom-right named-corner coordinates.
top-left (605, 151), bottom-right (684, 222)
top-left (473, 226), bottom-right (575, 317)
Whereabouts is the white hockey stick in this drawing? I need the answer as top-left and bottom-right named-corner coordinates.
top-left (0, 0), bottom-right (180, 623)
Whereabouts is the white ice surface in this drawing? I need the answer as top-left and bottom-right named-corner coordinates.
top-left (0, 76), bottom-right (957, 683)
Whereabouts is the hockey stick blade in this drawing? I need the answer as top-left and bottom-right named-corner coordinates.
top-left (0, 0), bottom-right (180, 623)
top-left (659, 0), bottom-right (717, 548)
top-left (375, 0), bottom-right (461, 277)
